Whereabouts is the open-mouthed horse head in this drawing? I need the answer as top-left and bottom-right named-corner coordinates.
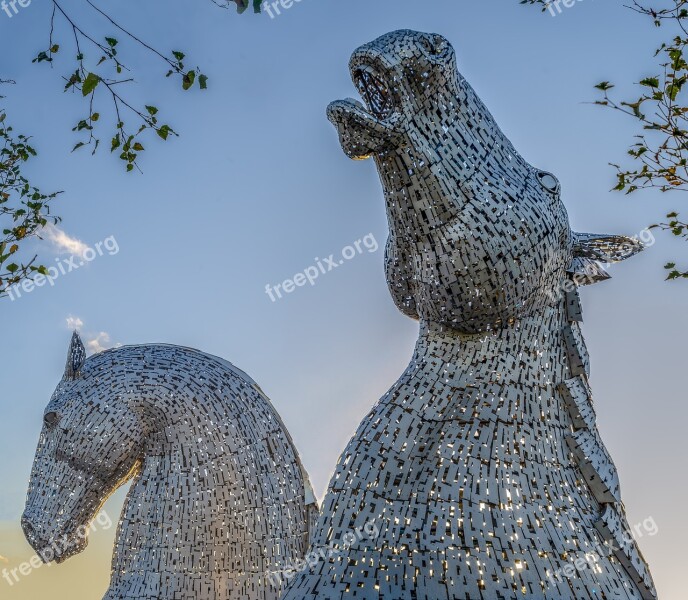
top-left (328, 29), bottom-right (646, 333)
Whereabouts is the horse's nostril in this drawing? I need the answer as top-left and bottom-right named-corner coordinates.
top-left (43, 411), bottom-right (60, 429)
top-left (21, 516), bottom-right (35, 539)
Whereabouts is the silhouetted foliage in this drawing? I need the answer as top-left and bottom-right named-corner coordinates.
top-left (0, 104), bottom-right (60, 297)
top-left (525, 0), bottom-right (688, 279)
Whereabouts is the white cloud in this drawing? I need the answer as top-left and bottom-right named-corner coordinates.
top-left (63, 317), bottom-right (119, 355)
top-left (65, 315), bottom-right (84, 331)
top-left (42, 223), bottom-right (88, 257)
top-left (86, 332), bottom-right (113, 355)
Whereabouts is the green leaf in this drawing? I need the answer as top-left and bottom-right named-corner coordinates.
top-left (233, 0), bottom-right (249, 14)
top-left (157, 125), bottom-right (171, 140)
top-left (639, 77), bottom-right (659, 88)
top-left (595, 81), bottom-right (614, 91)
top-left (82, 73), bottom-right (100, 97)
top-left (64, 71), bottom-right (81, 91)
top-left (182, 70), bottom-right (196, 91)
top-left (32, 51), bottom-right (52, 64)
top-left (622, 100), bottom-right (644, 119)
top-left (199, 74), bottom-right (208, 90)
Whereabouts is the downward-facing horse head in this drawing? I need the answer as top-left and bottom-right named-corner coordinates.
top-left (23, 334), bottom-right (316, 600)
top-left (282, 30), bottom-right (657, 600)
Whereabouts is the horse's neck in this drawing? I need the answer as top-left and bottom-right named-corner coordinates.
top-left (413, 294), bottom-right (586, 399)
top-left (109, 404), bottom-right (243, 579)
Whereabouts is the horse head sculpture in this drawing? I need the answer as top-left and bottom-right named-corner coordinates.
top-left (327, 29), bottom-right (643, 333)
top-left (23, 334), bottom-right (317, 599)
top-left (281, 30), bottom-right (657, 600)
top-left (22, 332), bottom-right (141, 563)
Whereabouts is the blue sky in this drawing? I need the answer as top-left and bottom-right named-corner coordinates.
top-left (0, 1), bottom-right (686, 598)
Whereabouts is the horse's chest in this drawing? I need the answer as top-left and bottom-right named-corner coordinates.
top-left (335, 342), bottom-right (571, 502)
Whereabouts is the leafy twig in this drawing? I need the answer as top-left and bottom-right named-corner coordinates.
top-left (33, 0), bottom-right (209, 172)
top-left (0, 110), bottom-right (61, 296)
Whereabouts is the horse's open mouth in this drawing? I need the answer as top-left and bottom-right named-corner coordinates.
top-left (327, 61), bottom-right (403, 159)
top-left (353, 66), bottom-right (396, 121)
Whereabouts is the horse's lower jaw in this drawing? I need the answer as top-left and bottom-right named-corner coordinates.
top-left (54, 541), bottom-right (86, 564)
top-left (327, 99), bottom-right (401, 159)
top-left (30, 534), bottom-right (88, 564)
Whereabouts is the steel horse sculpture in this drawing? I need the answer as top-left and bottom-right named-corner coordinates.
top-left (23, 337), bottom-right (317, 599)
top-left (283, 29), bottom-right (656, 600)
top-left (23, 30), bottom-right (655, 600)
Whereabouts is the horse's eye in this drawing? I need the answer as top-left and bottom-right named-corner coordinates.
top-left (537, 171), bottom-right (560, 194)
top-left (43, 412), bottom-right (60, 429)
top-left (421, 35), bottom-right (446, 57)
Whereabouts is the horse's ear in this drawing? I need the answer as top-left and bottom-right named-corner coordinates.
top-left (568, 233), bottom-right (645, 286)
top-left (572, 232), bottom-right (645, 263)
top-left (63, 331), bottom-right (87, 381)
